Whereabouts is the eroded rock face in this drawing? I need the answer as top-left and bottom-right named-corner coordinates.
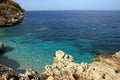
top-left (44, 50), bottom-right (120, 80)
top-left (0, 50), bottom-right (120, 80)
top-left (0, 0), bottom-right (25, 26)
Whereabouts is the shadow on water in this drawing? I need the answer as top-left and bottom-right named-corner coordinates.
top-left (0, 46), bottom-right (25, 73)
top-left (73, 40), bottom-right (116, 58)
top-left (4, 46), bottom-right (15, 53)
top-left (0, 45), bottom-right (15, 56)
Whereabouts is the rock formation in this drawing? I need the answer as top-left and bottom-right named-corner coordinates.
top-left (44, 50), bottom-right (120, 80)
top-left (0, 64), bottom-right (49, 80)
top-left (0, 50), bottom-right (120, 80)
top-left (0, 64), bottom-right (19, 80)
top-left (0, 0), bottom-right (25, 26)
top-left (0, 42), bottom-right (5, 52)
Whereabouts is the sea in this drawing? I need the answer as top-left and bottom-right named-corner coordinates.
top-left (0, 10), bottom-right (120, 73)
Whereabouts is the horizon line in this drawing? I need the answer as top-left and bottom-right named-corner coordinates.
top-left (26, 9), bottom-right (120, 11)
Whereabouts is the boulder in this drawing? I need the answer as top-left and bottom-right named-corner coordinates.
top-left (0, 64), bottom-right (19, 80)
top-left (19, 69), bottom-right (40, 80)
top-left (0, 42), bottom-right (5, 52)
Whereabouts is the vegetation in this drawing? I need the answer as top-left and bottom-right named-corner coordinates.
top-left (0, 0), bottom-right (24, 12)
top-left (0, 4), bottom-right (20, 11)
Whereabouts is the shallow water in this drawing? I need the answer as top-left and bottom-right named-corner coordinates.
top-left (0, 10), bottom-right (120, 73)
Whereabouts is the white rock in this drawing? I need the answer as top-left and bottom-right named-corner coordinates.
top-left (47, 76), bottom-right (53, 80)
top-left (54, 50), bottom-right (65, 61)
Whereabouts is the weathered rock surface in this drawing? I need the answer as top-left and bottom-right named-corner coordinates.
top-left (0, 64), bottom-right (19, 80)
top-left (0, 42), bottom-right (5, 52)
top-left (0, 64), bottom-right (48, 80)
top-left (0, 50), bottom-right (120, 80)
top-left (0, 0), bottom-right (25, 26)
top-left (44, 50), bottom-right (120, 80)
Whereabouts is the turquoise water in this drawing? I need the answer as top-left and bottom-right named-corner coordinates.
top-left (0, 11), bottom-right (120, 73)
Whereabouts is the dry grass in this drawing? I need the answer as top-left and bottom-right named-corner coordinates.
top-left (0, 3), bottom-right (20, 11)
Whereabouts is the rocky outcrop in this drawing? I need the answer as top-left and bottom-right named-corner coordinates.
top-left (0, 0), bottom-right (25, 26)
top-left (44, 50), bottom-right (120, 80)
top-left (19, 69), bottom-right (48, 80)
top-left (0, 64), bottom-right (49, 80)
top-left (0, 50), bottom-right (120, 80)
top-left (0, 64), bottom-right (19, 80)
top-left (0, 42), bottom-right (5, 52)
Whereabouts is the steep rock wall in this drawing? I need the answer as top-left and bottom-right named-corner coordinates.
top-left (0, 0), bottom-right (25, 26)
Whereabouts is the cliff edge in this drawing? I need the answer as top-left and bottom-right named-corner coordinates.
top-left (0, 50), bottom-right (120, 80)
top-left (0, 0), bottom-right (25, 26)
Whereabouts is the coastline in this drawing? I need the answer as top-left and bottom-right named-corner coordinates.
top-left (0, 50), bottom-right (120, 80)
top-left (0, 4), bottom-right (120, 79)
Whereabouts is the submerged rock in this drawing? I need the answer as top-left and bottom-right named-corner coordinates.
top-left (0, 0), bottom-right (25, 26)
top-left (0, 50), bottom-right (120, 80)
top-left (0, 42), bottom-right (5, 52)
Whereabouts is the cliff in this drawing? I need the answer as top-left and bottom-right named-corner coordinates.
top-left (0, 50), bottom-right (120, 80)
top-left (0, 0), bottom-right (25, 26)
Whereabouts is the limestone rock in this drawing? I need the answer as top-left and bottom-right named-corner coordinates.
top-left (47, 76), bottom-right (53, 80)
top-left (0, 64), bottom-right (19, 80)
top-left (0, 0), bottom-right (25, 26)
top-left (44, 50), bottom-right (120, 80)
top-left (19, 69), bottom-right (40, 80)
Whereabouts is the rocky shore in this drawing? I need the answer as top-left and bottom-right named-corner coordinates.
top-left (0, 50), bottom-right (120, 80)
top-left (0, 0), bottom-right (25, 26)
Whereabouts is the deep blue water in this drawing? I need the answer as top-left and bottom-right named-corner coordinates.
top-left (0, 10), bottom-right (120, 73)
